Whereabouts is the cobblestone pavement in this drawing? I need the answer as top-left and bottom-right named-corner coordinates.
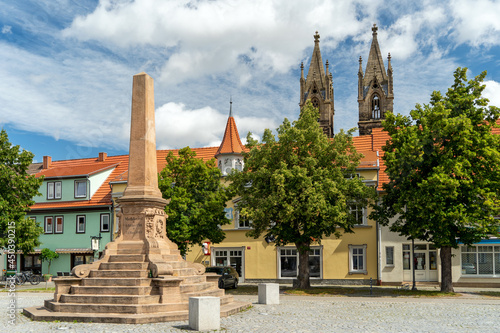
top-left (1, 292), bottom-right (499, 333)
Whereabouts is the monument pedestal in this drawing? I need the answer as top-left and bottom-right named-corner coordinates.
top-left (23, 72), bottom-right (250, 323)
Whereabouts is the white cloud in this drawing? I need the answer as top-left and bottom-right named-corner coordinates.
top-left (2, 25), bottom-right (12, 34)
top-left (483, 80), bottom-right (500, 108)
top-left (62, 0), bottom-right (380, 86)
top-left (155, 102), bottom-right (276, 149)
top-left (450, 0), bottom-right (500, 47)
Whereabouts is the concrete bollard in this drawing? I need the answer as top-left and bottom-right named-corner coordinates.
top-left (258, 283), bottom-right (280, 304)
top-left (188, 296), bottom-right (220, 331)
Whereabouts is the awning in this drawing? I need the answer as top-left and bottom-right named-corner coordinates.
top-left (474, 238), bottom-right (500, 245)
top-left (55, 248), bottom-right (93, 254)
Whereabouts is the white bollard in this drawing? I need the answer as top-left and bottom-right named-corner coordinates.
top-left (188, 296), bottom-right (220, 331)
top-left (258, 283), bottom-right (280, 304)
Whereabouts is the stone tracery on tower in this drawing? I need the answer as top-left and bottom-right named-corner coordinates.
top-left (357, 24), bottom-right (394, 135)
top-left (299, 31), bottom-right (335, 138)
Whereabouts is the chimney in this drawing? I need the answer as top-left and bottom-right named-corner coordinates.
top-left (98, 152), bottom-right (107, 162)
top-left (42, 156), bottom-right (52, 169)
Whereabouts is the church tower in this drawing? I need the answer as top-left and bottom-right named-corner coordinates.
top-left (300, 31), bottom-right (334, 138)
top-left (216, 99), bottom-right (245, 176)
top-left (357, 24), bottom-right (394, 135)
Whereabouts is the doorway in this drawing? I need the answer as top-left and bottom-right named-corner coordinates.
top-left (403, 243), bottom-right (438, 282)
top-left (212, 247), bottom-right (245, 283)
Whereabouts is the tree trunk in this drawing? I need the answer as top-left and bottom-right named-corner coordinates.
top-left (440, 246), bottom-right (454, 292)
top-left (296, 242), bottom-right (311, 289)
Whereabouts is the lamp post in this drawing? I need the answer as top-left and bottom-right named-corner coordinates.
top-left (90, 233), bottom-right (102, 260)
top-left (411, 238), bottom-right (417, 291)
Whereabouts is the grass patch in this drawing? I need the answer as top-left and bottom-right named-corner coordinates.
top-left (478, 291), bottom-right (500, 298)
top-left (227, 285), bottom-right (458, 298)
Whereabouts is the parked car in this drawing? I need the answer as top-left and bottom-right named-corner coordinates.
top-left (205, 266), bottom-right (239, 289)
top-left (462, 263), bottom-right (476, 274)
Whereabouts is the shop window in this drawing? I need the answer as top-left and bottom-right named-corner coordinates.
top-left (21, 254), bottom-right (41, 274)
top-left (461, 245), bottom-right (498, 276)
top-left (71, 254), bottom-right (94, 269)
top-left (278, 247), bottom-right (322, 278)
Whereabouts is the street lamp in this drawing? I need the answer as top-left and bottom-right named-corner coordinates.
top-left (90, 233), bottom-right (102, 259)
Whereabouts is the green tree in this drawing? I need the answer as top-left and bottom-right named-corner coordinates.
top-left (40, 248), bottom-right (59, 275)
top-left (229, 101), bottom-right (376, 289)
top-left (0, 129), bottom-right (43, 255)
top-left (370, 68), bottom-right (500, 292)
top-left (158, 147), bottom-right (232, 256)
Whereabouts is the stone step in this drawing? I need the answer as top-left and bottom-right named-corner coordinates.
top-left (81, 278), bottom-right (152, 287)
top-left (44, 300), bottom-right (188, 314)
top-left (89, 270), bottom-right (148, 278)
top-left (179, 282), bottom-right (214, 294)
top-left (71, 286), bottom-right (153, 295)
top-left (179, 275), bottom-right (206, 285)
top-left (172, 268), bottom-right (197, 277)
top-left (181, 288), bottom-right (224, 301)
top-left (100, 262), bottom-right (149, 270)
top-left (25, 300), bottom-right (252, 324)
top-left (59, 294), bottom-right (160, 304)
top-left (108, 254), bottom-right (146, 262)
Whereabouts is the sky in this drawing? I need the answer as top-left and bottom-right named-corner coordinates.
top-left (1, 0), bottom-right (500, 163)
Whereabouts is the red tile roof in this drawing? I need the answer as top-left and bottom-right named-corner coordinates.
top-left (216, 116), bottom-right (245, 156)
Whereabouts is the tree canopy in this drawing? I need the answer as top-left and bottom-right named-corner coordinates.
top-left (158, 147), bottom-right (232, 256)
top-left (0, 129), bottom-right (43, 255)
top-left (370, 67), bottom-right (500, 292)
top-left (229, 101), bottom-right (376, 288)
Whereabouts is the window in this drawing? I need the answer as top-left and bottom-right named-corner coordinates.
top-left (349, 244), bottom-right (367, 274)
top-left (100, 213), bottom-right (110, 232)
top-left (461, 245), bottom-right (499, 276)
top-left (44, 216), bottom-right (53, 234)
top-left (372, 94), bottom-right (380, 119)
top-left (311, 97), bottom-right (320, 108)
top-left (76, 215), bottom-right (86, 233)
top-left (280, 248), bottom-right (297, 277)
top-left (402, 244), bottom-right (411, 270)
top-left (349, 204), bottom-right (366, 225)
top-left (21, 254), bottom-right (41, 274)
top-left (385, 246), bottom-right (394, 266)
top-left (71, 254), bottom-right (94, 269)
top-left (55, 216), bottom-right (63, 234)
top-left (74, 180), bottom-right (87, 198)
top-left (47, 181), bottom-right (62, 200)
top-left (278, 247), bottom-right (322, 278)
top-left (235, 209), bottom-right (251, 228)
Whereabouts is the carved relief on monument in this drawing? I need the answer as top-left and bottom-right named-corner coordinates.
top-left (144, 207), bottom-right (166, 240)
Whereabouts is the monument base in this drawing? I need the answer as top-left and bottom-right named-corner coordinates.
top-left (24, 199), bottom-right (250, 323)
top-left (23, 237), bottom-right (249, 323)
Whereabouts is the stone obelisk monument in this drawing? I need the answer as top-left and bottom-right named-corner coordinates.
top-left (24, 73), bottom-right (250, 324)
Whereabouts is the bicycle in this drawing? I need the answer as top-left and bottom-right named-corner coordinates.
top-left (21, 271), bottom-right (41, 285)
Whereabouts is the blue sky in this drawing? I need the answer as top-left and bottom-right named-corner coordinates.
top-left (1, 0), bottom-right (500, 163)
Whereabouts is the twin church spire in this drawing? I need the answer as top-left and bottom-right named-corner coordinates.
top-left (300, 24), bottom-right (393, 136)
top-left (299, 31), bottom-right (335, 138)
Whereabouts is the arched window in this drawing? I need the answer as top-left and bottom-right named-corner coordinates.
top-left (372, 94), bottom-right (380, 119)
top-left (311, 97), bottom-right (320, 109)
